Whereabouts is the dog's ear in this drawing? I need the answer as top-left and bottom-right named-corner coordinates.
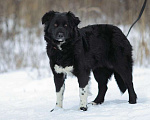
top-left (67, 11), bottom-right (80, 27)
top-left (42, 11), bottom-right (55, 24)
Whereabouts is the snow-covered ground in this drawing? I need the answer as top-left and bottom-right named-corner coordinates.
top-left (0, 67), bottom-right (150, 120)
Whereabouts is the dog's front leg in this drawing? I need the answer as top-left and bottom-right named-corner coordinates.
top-left (79, 85), bottom-right (88, 111)
top-left (51, 73), bottom-right (65, 112)
top-left (77, 73), bottom-right (90, 111)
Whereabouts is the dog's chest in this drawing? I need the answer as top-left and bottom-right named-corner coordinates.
top-left (54, 64), bottom-right (74, 74)
top-left (50, 43), bottom-right (75, 74)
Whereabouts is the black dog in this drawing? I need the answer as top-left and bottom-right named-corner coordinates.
top-left (42, 11), bottom-right (137, 111)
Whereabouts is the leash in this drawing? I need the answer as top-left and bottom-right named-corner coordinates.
top-left (126, 0), bottom-right (147, 37)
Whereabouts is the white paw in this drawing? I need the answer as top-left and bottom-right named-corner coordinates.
top-left (50, 106), bottom-right (63, 112)
top-left (88, 101), bottom-right (97, 105)
top-left (80, 106), bottom-right (88, 111)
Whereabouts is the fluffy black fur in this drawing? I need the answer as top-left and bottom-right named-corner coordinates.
top-left (42, 11), bottom-right (137, 111)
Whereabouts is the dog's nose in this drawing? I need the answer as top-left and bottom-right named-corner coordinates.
top-left (57, 33), bottom-right (64, 39)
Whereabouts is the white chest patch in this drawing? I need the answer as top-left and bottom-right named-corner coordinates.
top-left (54, 64), bottom-right (73, 74)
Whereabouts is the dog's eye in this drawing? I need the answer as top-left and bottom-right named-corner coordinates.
top-left (64, 24), bottom-right (67, 27)
top-left (54, 24), bottom-right (58, 27)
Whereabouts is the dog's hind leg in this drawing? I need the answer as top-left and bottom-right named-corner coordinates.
top-left (91, 67), bottom-right (113, 105)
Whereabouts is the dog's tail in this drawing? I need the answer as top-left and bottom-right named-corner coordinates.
top-left (114, 72), bottom-right (127, 93)
top-left (126, 0), bottom-right (147, 37)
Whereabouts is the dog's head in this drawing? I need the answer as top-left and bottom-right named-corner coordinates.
top-left (42, 11), bottom-right (80, 43)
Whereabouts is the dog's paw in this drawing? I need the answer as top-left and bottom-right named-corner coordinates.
top-left (50, 109), bottom-right (55, 112)
top-left (129, 94), bottom-right (137, 104)
top-left (80, 105), bottom-right (88, 111)
top-left (80, 106), bottom-right (88, 111)
top-left (88, 101), bottom-right (98, 105)
top-left (128, 100), bottom-right (137, 104)
top-left (50, 106), bottom-right (62, 112)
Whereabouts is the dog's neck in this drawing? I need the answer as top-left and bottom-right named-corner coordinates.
top-left (51, 40), bottom-right (74, 68)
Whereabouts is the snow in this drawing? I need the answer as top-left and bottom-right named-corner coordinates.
top-left (0, 67), bottom-right (150, 120)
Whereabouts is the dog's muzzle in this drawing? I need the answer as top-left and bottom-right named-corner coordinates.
top-left (56, 32), bottom-right (65, 41)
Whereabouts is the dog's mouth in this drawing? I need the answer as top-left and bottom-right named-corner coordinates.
top-left (53, 38), bottom-right (65, 45)
top-left (56, 38), bottom-right (65, 42)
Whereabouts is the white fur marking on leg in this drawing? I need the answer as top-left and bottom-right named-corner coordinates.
top-left (79, 85), bottom-right (88, 108)
top-left (56, 84), bottom-right (65, 108)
